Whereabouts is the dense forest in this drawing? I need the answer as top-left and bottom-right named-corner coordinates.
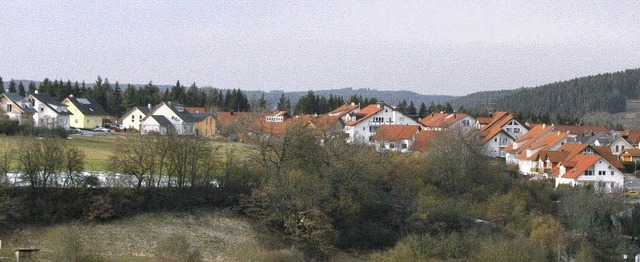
top-left (492, 68), bottom-right (640, 116)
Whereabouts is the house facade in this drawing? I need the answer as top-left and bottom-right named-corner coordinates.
top-left (371, 125), bottom-right (421, 153)
top-left (140, 115), bottom-right (172, 135)
top-left (480, 112), bottom-right (528, 157)
top-left (0, 93), bottom-right (35, 125)
top-left (62, 96), bottom-right (109, 129)
top-left (193, 113), bottom-right (216, 137)
top-left (120, 106), bottom-right (151, 131)
top-left (554, 155), bottom-right (625, 193)
top-left (419, 113), bottom-right (475, 133)
top-left (141, 102), bottom-right (197, 135)
top-left (344, 102), bottom-right (421, 144)
top-left (26, 93), bottom-right (71, 129)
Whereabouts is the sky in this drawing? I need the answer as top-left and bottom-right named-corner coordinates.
top-left (2, 1), bottom-right (639, 96)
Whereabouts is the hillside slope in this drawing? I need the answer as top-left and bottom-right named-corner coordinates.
top-left (492, 68), bottom-right (640, 116)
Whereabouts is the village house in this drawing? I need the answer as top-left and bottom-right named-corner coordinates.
top-left (343, 102), bottom-right (421, 144)
top-left (327, 103), bottom-right (360, 123)
top-left (120, 105), bottom-right (152, 131)
top-left (140, 101), bottom-right (197, 135)
top-left (479, 112), bottom-right (528, 157)
top-left (620, 148), bottom-right (640, 163)
top-left (552, 154), bottom-right (625, 193)
top-left (0, 93), bottom-right (36, 125)
top-left (410, 130), bottom-right (443, 152)
top-left (62, 96), bottom-right (109, 129)
top-left (26, 92), bottom-right (72, 129)
top-left (371, 125), bottom-right (421, 153)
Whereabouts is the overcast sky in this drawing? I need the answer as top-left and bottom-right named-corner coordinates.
top-left (2, 1), bottom-right (639, 96)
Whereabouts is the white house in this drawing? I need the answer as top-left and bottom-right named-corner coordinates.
top-left (553, 154), bottom-right (625, 193)
top-left (120, 105), bottom-right (152, 131)
top-left (609, 137), bottom-right (634, 156)
top-left (140, 102), bottom-right (197, 135)
top-left (480, 112), bottom-right (528, 157)
top-left (140, 115), bottom-right (173, 135)
top-left (25, 92), bottom-right (71, 129)
top-left (371, 125), bottom-right (421, 153)
top-left (343, 102), bottom-right (421, 144)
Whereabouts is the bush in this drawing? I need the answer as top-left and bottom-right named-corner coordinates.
top-left (44, 225), bottom-right (105, 261)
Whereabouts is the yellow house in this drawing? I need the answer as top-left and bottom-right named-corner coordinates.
top-left (62, 96), bottom-right (110, 129)
top-left (193, 113), bottom-right (217, 137)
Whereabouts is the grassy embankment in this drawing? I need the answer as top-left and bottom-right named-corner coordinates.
top-left (0, 211), bottom-right (300, 261)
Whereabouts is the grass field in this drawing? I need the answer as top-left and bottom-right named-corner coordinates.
top-left (0, 210), bottom-right (267, 261)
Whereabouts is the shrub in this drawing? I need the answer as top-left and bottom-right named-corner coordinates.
top-left (44, 225), bottom-right (105, 261)
top-left (155, 233), bottom-right (202, 262)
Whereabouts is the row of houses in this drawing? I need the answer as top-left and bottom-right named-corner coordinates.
top-left (0, 92), bottom-right (109, 129)
top-left (2, 93), bottom-right (634, 193)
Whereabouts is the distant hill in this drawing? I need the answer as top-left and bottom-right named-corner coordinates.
top-left (246, 88), bottom-right (456, 108)
top-left (491, 68), bottom-right (640, 117)
top-left (448, 89), bottom-right (519, 110)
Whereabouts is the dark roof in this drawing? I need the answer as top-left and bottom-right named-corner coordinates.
top-left (149, 115), bottom-right (173, 126)
top-left (136, 106), bottom-right (151, 114)
top-left (1, 93), bottom-right (36, 113)
top-left (191, 113), bottom-right (210, 122)
top-left (165, 102), bottom-right (198, 123)
top-left (3, 92), bottom-right (24, 102)
top-left (65, 97), bottom-right (109, 116)
top-left (30, 93), bottom-right (72, 115)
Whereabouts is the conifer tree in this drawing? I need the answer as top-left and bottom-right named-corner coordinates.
top-left (0, 77), bottom-right (4, 94)
top-left (17, 81), bottom-right (26, 97)
top-left (8, 80), bottom-right (16, 93)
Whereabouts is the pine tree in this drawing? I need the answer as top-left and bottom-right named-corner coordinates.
top-left (0, 77), bottom-right (4, 94)
top-left (17, 81), bottom-right (26, 97)
top-left (27, 81), bottom-right (36, 95)
top-left (277, 93), bottom-right (288, 111)
top-left (257, 93), bottom-right (268, 111)
top-left (418, 102), bottom-right (427, 118)
top-left (122, 84), bottom-right (139, 111)
top-left (72, 81), bottom-right (80, 96)
top-left (406, 101), bottom-right (417, 117)
top-left (8, 80), bottom-right (16, 93)
top-left (170, 80), bottom-right (185, 103)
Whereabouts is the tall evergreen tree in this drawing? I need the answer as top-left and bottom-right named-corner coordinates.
top-left (17, 81), bottom-right (26, 97)
top-left (170, 80), bottom-right (185, 103)
top-left (418, 102), bottom-right (428, 119)
top-left (277, 93), bottom-right (288, 111)
top-left (406, 101), bottom-right (417, 117)
top-left (122, 84), bottom-right (139, 111)
top-left (8, 80), bottom-right (16, 93)
top-left (257, 93), bottom-right (268, 111)
top-left (0, 77), bottom-right (4, 94)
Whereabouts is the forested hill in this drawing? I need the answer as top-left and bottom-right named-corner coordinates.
top-left (251, 88), bottom-right (455, 109)
top-left (492, 68), bottom-right (640, 116)
top-left (448, 89), bottom-right (519, 110)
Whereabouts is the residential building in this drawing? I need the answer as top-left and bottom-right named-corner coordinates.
top-left (343, 102), bottom-right (421, 144)
top-left (26, 92), bottom-right (72, 129)
top-left (620, 148), bottom-right (640, 162)
top-left (0, 93), bottom-right (35, 125)
top-left (120, 105), bottom-right (151, 131)
top-left (371, 125), bottom-right (421, 153)
top-left (62, 96), bottom-right (109, 129)
top-left (193, 113), bottom-right (216, 137)
top-left (552, 154), bottom-right (625, 193)
top-left (141, 102), bottom-right (197, 135)
top-left (479, 112), bottom-right (528, 157)
top-left (140, 115), bottom-right (173, 135)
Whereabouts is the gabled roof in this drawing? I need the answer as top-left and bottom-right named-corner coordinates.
top-left (328, 103), bottom-right (359, 117)
top-left (593, 146), bottom-right (624, 169)
top-left (191, 113), bottom-right (213, 122)
top-left (480, 126), bottom-right (513, 144)
top-left (555, 143), bottom-right (590, 161)
top-left (156, 101), bottom-right (198, 123)
top-left (0, 93), bottom-right (35, 113)
top-left (411, 130), bottom-right (443, 151)
top-left (345, 103), bottom-right (385, 126)
top-left (558, 155), bottom-right (602, 179)
top-left (372, 125), bottom-right (420, 141)
top-left (479, 112), bottom-right (524, 144)
top-left (476, 117), bottom-right (493, 125)
top-left (30, 93), bottom-right (72, 115)
top-left (119, 106), bottom-right (151, 122)
top-left (419, 113), bottom-right (471, 129)
top-left (216, 111), bottom-right (255, 126)
top-left (622, 130), bottom-right (640, 145)
top-left (503, 124), bottom-right (553, 153)
top-left (528, 131), bottom-right (568, 151)
top-left (621, 148), bottom-right (640, 158)
top-left (148, 115), bottom-right (173, 126)
top-left (64, 97), bottom-right (109, 116)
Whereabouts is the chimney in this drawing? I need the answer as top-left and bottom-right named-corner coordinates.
top-left (69, 94), bottom-right (74, 98)
top-left (350, 102), bottom-right (355, 106)
top-left (35, 89), bottom-right (39, 94)
top-left (542, 123), bottom-right (546, 129)
top-left (148, 103), bottom-right (151, 109)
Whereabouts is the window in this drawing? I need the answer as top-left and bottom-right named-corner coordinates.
top-left (389, 143), bottom-right (395, 149)
top-left (514, 128), bottom-right (520, 133)
top-left (373, 117), bottom-right (384, 122)
top-left (87, 119), bottom-right (90, 123)
top-left (598, 171), bottom-right (606, 176)
top-left (6, 104), bottom-right (11, 112)
top-left (75, 119), bottom-right (78, 123)
top-left (611, 171), bottom-right (615, 176)
top-left (585, 170), bottom-right (593, 176)
top-left (616, 145), bottom-right (619, 152)
top-left (131, 115), bottom-right (135, 122)
top-left (402, 143), bottom-right (408, 149)
top-left (462, 120), bottom-right (470, 127)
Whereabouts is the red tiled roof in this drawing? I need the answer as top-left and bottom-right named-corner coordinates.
top-left (622, 130), bottom-right (640, 144)
top-left (372, 125), bottom-right (420, 142)
top-left (503, 124), bottom-right (553, 153)
top-left (621, 148), bottom-right (640, 157)
top-left (411, 130), bottom-right (443, 151)
top-left (480, 112), bottom-right (520, 144)
top-left (529, 131), bottom-right (568, 151)
top-left (328, 104), bottom-right (359, 117)
top-left (185, 107), bottom-right (206, 114)
top-left (216, 111), bottom-right (256, 125)
top-left (593, 146), bottom-right (625, 169)
top-left (477, 117), bottom-right (492, 125)
top-left (555, 143), bottom-right (589, 161)
top-left (419, 113), bottom-right (471, 129)
top-left (559, 155), bottom-right (602, 179)
top-left (345, 104), bottom-right (385, 126)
